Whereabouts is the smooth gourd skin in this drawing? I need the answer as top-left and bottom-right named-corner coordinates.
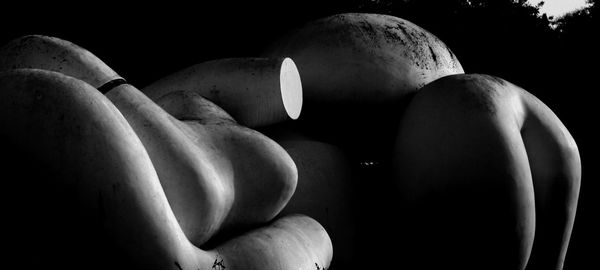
top-left (269, 133), bottom-right (357, 269)
top-left (215, 214), bottom-right (333, 270)
top-left (259, 124), bottom-right (400, 270)
top-left (0, 35), bottom-right (298, 247)
top-left (0, 39), bottom-right (332, 270)
top-left (0, 69), bottom-right (194, 270)
top-left (108, 88), bottom-right (298, 246)
top-left (263, 13), bottom-right (464, 159)
top-left (393, 74), bottom-right (580, 270)
top-left (142, 57), bottom-right (302, 128)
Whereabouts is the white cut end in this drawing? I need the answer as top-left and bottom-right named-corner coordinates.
top-left (280, 57), bottom-right (303, 120)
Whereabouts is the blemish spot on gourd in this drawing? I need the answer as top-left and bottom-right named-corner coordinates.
top-left (358, 19), bottom-right (379, 45)
top-left (382, 24), bottom-right (406, 46)
top-left (428, 45), bottom-right (438, 65)
top-left (397, 22), bottom-right (411, 41)
top-left (212, 254), bottom-right (226, 270)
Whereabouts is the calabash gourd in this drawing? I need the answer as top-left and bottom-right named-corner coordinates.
top-left (262, 13), bottom-right (465, 158)
top-left (0, 35), bottom-right (299, 246)
top-left (265, 129), bottom-right (357, 269)
top-left (393, 74), bottom-right (580, 270)
top-left (0, 38), bottom-right (333, 270)
top-left (143, 57), bottom-right (303, 127)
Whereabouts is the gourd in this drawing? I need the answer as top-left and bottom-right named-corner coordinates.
top-left (143, 57), bottom-right (303, 128)
top-left (0, 35), bottom-right (120, 88)
top-left (0, 38), bottom-right (333, 270)
top-left (264, 128), bottom-right (357, 269)
top-left (105, 84), bottom-right (298, 246)
top-left (262, 13), bottom-right (464, 158)
top-left (0, 34), bottom-right (297, 246)
top-left (392, 74), bottom-right (581, 270)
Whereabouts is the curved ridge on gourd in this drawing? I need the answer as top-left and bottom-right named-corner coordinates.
top-left (0, 35), bottom-right (309, 254)
top-left (0, 35), bottom-right (121, 88)
top-left (0, 69), bottom-right (332, 270)
top-left (393, 74), bottom-right (580, 270)
top-left (263, 12), bottom-right (464, 104)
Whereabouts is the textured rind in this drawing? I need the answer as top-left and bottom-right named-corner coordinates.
top-left (263, 13), bottom-right (464, 103)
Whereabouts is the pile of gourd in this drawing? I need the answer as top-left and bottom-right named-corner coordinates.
top-left (0, 13), bottom-right (580, 270)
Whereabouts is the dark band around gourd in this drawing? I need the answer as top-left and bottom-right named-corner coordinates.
top-left (98, 78), bottom-right (128, 94)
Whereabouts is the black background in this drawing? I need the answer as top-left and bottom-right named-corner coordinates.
top-left (1, 1), bottom-right (596, 269)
